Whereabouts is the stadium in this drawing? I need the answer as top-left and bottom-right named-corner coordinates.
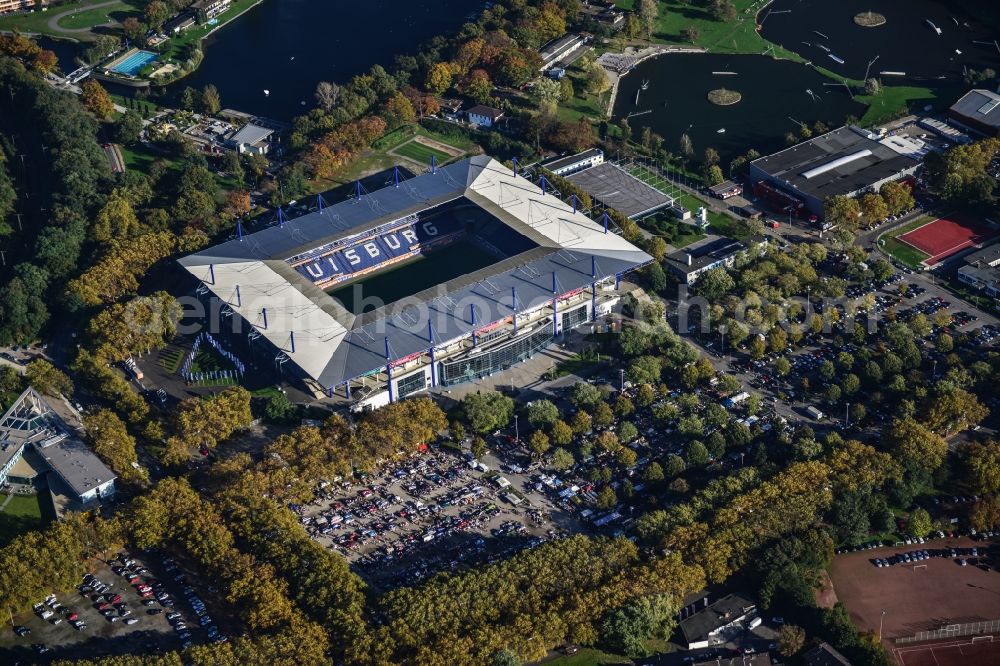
top-left (179, 156), bottom-right (652, 409)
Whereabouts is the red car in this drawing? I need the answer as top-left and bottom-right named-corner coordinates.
top-left (67, 613), bottom-right (78, 622)
top-left (111, 595), bottom-right (122, 604)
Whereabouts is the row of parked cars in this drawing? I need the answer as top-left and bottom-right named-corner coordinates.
top-left (872, 545), bottom-right (985, 568)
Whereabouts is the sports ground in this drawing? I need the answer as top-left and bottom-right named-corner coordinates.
top-left (828, 537), bottom-right (1000, 665)
top-left (895, 214), bottom-right (999, 266)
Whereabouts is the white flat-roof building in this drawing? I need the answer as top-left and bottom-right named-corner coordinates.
top-left (541, 149), bottom-right (604, 177)
top-left (228, 123), bottom-right (274, 155)
top-left (0, 388), bottom-right (116, 509)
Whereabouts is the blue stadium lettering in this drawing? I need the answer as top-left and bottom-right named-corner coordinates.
top-left (384, 234), bottom-right (402, 251)
top-left (344, 248), bottom-right (361, 265)
top-left (363, 242), bottom-right (381, 258)
top-left (422, 222), bottom-right (438, 237)
top-left (305, 263), bottom-right (324, 279)
top-left (401, 229), bottom-right (418, 245)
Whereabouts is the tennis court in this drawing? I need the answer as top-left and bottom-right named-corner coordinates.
top-left (897, 214), bottom-right (998, 266)
top-left (108, 49), bottom-right (158, 76)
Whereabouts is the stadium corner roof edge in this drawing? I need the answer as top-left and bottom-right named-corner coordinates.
top-left (178, 155), bottom-right (652, 391)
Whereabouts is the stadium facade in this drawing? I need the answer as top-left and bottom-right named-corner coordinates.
top-left (179, 156), bottom-right (652, 409)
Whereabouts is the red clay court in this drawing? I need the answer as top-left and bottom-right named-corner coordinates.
top-left (897, 215), bottom-right (999, 266)
top-left (893, 637), bottom-right (1000, 666)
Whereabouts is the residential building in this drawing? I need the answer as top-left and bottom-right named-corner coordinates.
top-left (664, 235), bottom-right (767, 285)
top-left (679, 593), bottom-right (758, 650)
top-left (803, 642), bottom-right (853, 666)
top-left (0, 388), bottom-right (116, 511)
top-left (749, 125), bottom-right (921, 217)
top-left (466, 105), bottom-right (504, 128)
top-left (0, 0), bottom-right (37, 14)
top-left (163, 13), bottom-right (196, 34)
top-left (541, 149), bottom-right (605, 176)
top-left (193, 0), bottom-right (230, 21)
top-left (948, 89), bottom-right (1000, 137)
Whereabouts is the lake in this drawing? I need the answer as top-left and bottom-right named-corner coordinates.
top-left (760, 0), bottom-right (1000, 86)
top-left (613, 53), bottom-right (866, 164)
top-left (171, 0), bottom-right (482, 120)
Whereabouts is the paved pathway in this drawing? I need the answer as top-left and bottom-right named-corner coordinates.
top-left (46, 0), bottom-right (122, 36)
top-left (0, 493), bottom-right (15, 512)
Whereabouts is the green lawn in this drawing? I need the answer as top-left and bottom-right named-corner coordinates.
top-left (157, 346), bottom-right (184, 373)
top-left (155, 0), bottom-right (262, 62)
top-left (544, 648), bottom-right (633, 666)
top-left (615, 0), bottom-right (801, 59)
top-left (857, 85), bottom-right (937, 126)
top-left (56, 1), bottom-right (138, 30)
top-left (879, 215), bottom-right (933, 268)
top-left (0, 494), bottom-right (50, 548)
top-left (190, 346), bottom-right (236, 374)
top-left (392, 139), bottom-right (453, 165)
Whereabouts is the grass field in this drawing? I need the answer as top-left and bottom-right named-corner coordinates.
top-left (624, 163), bottom-right (741, 238)
top-left (857, 85), bottom-right (938, 126)
top-left (0, 494), bottom-right (50, 548)
top-left (56, 1), bottom-right (138, 30)
top-left (545, 648), bottom-right (632, 666)
top-left (880, 216), bottom-right (932, 269)
top-left (157, 346), bottom-right (184, 373)
top-left (392, 139), bottom-right (453, 165)
top-left (327, 239), bottom-right (498, 314)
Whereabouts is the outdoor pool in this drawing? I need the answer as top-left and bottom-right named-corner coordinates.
top-left (109, 49), bottom-right (158, 77)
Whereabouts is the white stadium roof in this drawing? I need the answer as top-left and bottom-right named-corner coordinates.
top-left (179, 156), bottom-right (651, 389)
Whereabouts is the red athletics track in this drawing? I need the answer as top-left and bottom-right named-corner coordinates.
top-left (897, 215), bottom-right (999, 265)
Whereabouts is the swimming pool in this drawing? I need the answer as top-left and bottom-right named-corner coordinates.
top-left (109, 50), bottom-right (158, 77)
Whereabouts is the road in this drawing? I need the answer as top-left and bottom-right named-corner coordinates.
top-left (46, 0), bottom-right (123, 37)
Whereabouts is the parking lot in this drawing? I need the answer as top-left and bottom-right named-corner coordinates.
top-left (297, 444), bottom-right (574, 589)
top-left (830, 535), bottom-right (1000, 646)
top-left (0, 549), bottom-right (229, 661)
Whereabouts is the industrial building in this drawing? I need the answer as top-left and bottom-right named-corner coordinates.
top-left (179, 156), bottom-right (651, 411)
top-left (0, 388), bottom-right (117, 513)
top-left (948, 89), bottom-right (1000, 137)
top-left (564, 161), bottom-right (674, 219)
top-left (749, 125), bottom-right (922, 217)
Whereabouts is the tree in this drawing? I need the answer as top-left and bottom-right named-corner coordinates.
top-left (861, 192), bottom-right (889, 224)
top-left (908, 507), bottom-right (933, 537)
top-left (680, 26), bottom-right (701, 43)
top-left (201, 84), bottom-right (221, 115)
top-left (491, 649), bottom-right (521, 666)
top-left (314, 81), bottom-right (340, 111)
top-left (601, 594), bottom-right (679, 658)
top-left (121, 17), bottom-right (146, 43)
top-left (585, 60), bottom-right (609, 94)
top-left (679, 133), bottom-right (695, 160)
top-left (569, 381), bottom-right (604, 409)
top-left (426, 62), bottom-right (454, 94)
top-left (637, 0), bottom-right (658, 39)
top-left (709, 0), bottom-right (737, 21)
top-left (865, 77), bottom-right (881, 95)
top-left (686, 440), bottom-right (710, 467)
top-left (112, 109), bottom-right (143, 146)
top-left (705, 164), bottom-right (725, 185)
top-left (924, 388), bottom-right (988, 436)
top-left (966, 441), bottom-right (1000, 495)
top-left (550, 419), bottom-right (573, 448)
top-left (618, 421), bottom-right (639, 444)
top-left (551, 447), bottom-right (575, 471)
top-left (144, 0), bottom-right (169, 30)
top-left (777, 624), bottom-right (806, 656)
top-left (643, 461), bottom-right (664, 482)
top-left (596, 485), bottom-right (618, 509)
top-left (526, 399), bottom-right (560, 428)
top-left (880, 180), bottom-right (914, 216)
top-left (81, 80), bottom-right (115, 119)
top-left (462, 391), bottom-right (515, 434)
top-left (179, 86), bottom-right (197, 111)
top-left (92, 189), bottom-right (140, 243)
top-left (593, 401), bottom-right (614, 428)
top-left (749, 335), bottom-right (766, 360)
top-left (886, 417), bottom-right (949, 472)
top-left (571, 410), bottom-right (592, 436)
top-left (823, 195), bottom-right (862, 233)
top-left (470, 436), bottom-right (487, 459)
top-left (84, 409), bottom-right (147, 485)
top-left (529, 430), bottom-right (551, 457)
top-left (264, 392), bottom-right (296, 422)
top-left (466, 68), bottom-right (494, 104)
top-left (24, 359), bottom-right (72, 397)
